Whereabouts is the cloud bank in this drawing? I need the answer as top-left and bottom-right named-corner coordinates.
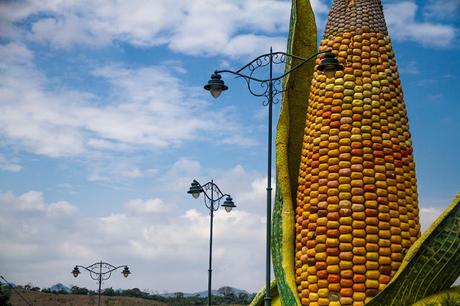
top-left (0, 162), bottom-right (270, 292)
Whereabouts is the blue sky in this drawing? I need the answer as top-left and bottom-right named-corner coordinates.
top-left (0, 0), bottom-right (459, 294)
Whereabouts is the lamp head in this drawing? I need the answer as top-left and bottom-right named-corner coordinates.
top-left (204, 73), bottom-right (228, 98)
top-left (187, 180), bottom-right (203, 199)
top-left (317, 51), bottom-right (343, 78)
top-left (222, 195), bottom-right (236, 213)
top-left (72, 266), bottom-right (80, 278)
top-left (122, 266), bottom-right (131, 278)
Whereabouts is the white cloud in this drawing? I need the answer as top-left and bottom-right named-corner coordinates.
top-left (0, 0), bottom-right (292, 57)
top-left (0, 44), bottom-right (88, 157)
top-left (2, 166), bottom-right (456, 293)
top-left (0, 191), bottom-right (79, 218)
top-left (0, 177), bottom-right (266, 292)
top-left (243, 176), bottom-right (269, 201)
top-left (398, 60), bottom-right (420, 75)
top-left (159, 158), bottom-right (202, 195)
top-left (223, 34), bottom-right (287, 57)
top-left (385, 2), bottom-right (456, 47)
top-left (30, 15), bottom-right (112, 48)
top-left (124, 198), bottom-right (170, 215)
top-left (0, 154), bottom-right (22, 172)
top-left (48, 201), bottom-right (79, 218)
top-left (0, 191), bottom-right (45, 212)
top-left (0, 43), bottom-right (253, 165)
top-left (424, 0), bottom-right (460, 20)
top-left (159, 159), bottom-right (271, 216)
top-left (0, 42), bottom-right (34, 65)
top-left (168, 158), bottom-right (201, 176)
top-left (87, 156), bottom-right (145, 183)
top-left (206, 164), bottom-right (274, 216)
top-left (419, 207), bottom-right (442, 233)
top-left (1, 0), bottom-right (455, 59)
top-left (0, 160), bottom-right (271, 292)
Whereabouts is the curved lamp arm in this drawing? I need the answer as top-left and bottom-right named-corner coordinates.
top-left (196, 181), bottom-right (229, 212)
top-left (188, 180), bottom-right (235, 213)
top-left (73, 262), bottom-right (130, 280)
top-left (205, 49), bottom-right (339, 101)
top-left (200, 181), bottom-right (228, 203)
top-left (214, 50), bottom-right (328, 83)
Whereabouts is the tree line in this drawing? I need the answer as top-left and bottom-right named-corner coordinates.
top-left (1, 283), bottom-right (255, 305)
top-left (68, 285), bottom-right (255, 305)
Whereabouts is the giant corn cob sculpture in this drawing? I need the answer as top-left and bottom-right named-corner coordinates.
top-left (294, 0), bottom-right (419, 304)
top-left (250, 0), bottom-right (460, 305)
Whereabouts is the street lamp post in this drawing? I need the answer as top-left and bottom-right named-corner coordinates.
top-left (204, 48), bottom-right (342, 306)
top-left (187, 179), bottom-right (236, 306)
top-left (71, 261), bottom-right (130, 306)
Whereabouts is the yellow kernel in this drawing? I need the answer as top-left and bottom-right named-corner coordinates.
top-left (353, 238), bottom-right (366, 247)
top-left (366, 252), bottom-right (379, 261)
top-left (340, 217), bottom-right (353, 225)
top-left (327, 265), bottom-right (340, 274)
top-left (366, 261), bottom-right (379, 270)
top-left (326, 238), bottom-right (340, 247)
top-left (318, 288), bottom-right (329, 298)
top-left (308, 275), bottom-right (318, 283)
top-left (379, 256), bottom-right (392, 265)
top-left (316, 252), bottom-right (327, 261)
top-left (353, 247), bottom-right (366, 255)
top-left (308, 266), bottom-right (317, 274)
top-left (340, 234), bottom-right (353, 242)
top-left (340, 261), bottom-right (353, 269)
top-left (353, 292), bottom-right (366, 300)
top-left (366, 270), bottom-right (380, 280)
top-left (353, 256), bottom-right (366, 265)
top-left (310, 292), bottom-right (319, 301)
top-left (366, 279), bottom-right (380, 289)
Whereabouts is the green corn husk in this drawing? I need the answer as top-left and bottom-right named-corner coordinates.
top-left (411, 286), bottom-right (460, 306)
top-left (367, 193), bottom-right (460, 306)
top-left (250, 0), bottom-right (317, 305)
top-left (272, 0), bottom-right (317, 304)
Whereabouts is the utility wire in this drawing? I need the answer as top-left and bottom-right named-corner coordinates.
top-left (0, 275), bottom-right (33, 306)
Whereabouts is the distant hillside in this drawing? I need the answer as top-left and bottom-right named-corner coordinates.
top-left (161, 286), bottom-right (250, 298)
top-left (49, 283), bottom-right (70, 293)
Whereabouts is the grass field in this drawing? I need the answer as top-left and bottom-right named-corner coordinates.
top-left (10, 289), bottom-right (167, 306)
top-left (9, 289), bottom-right (247, 306)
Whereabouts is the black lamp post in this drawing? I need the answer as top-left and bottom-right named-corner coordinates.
top-left (72, 261), bottom-right (130, 306)
top-left (187, 179), bottom-right (236, 306)
top-left (204, 49), bottom-right (342, 306)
